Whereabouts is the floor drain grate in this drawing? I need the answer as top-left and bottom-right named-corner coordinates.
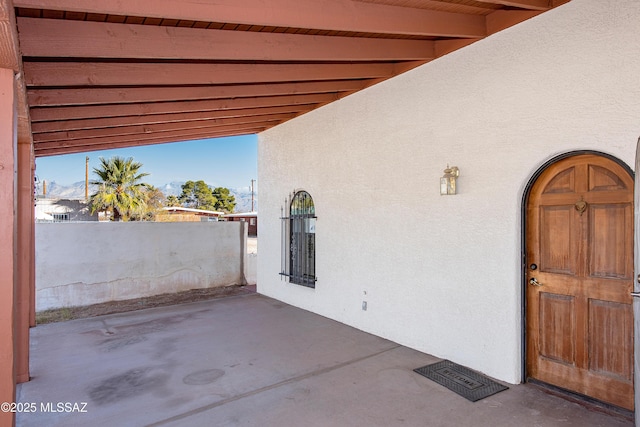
top-left (414, 360), bottom-right (508, 402)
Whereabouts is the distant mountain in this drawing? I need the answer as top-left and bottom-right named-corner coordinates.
top-left (231, 187), bottom-right (258, 213)
top-left (40, 180), bottom-right (258, 213)
top-left (40, 181), bottom-right (90, 200)
top-left (159, 181), bottom-right (184, 197)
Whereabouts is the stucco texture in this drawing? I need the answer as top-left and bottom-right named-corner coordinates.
top-left (258, 0), bottom-right (640, 384)
top-left (36, 222), bottom-right (246, 310)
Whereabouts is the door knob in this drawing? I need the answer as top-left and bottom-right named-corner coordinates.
top-left (529, 277), bottom-right (543, 287)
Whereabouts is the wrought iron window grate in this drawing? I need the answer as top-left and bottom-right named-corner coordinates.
top-left (280, 191), bottom-right (316, 288)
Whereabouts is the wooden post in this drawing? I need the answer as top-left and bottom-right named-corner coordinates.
top-left (30, 159), bottom-right (36, 328)
top-left (16, 136), bottom-right (33, 384)
top-left (0, 67), bottom-right (18, 427)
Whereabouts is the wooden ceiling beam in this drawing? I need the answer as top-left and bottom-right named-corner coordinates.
top-left (486, 10), bottom-right (542, 34)
top-left (34, 127), bottom-right (265, 157)
top-left (435, 39), bottom-right (479, 57)
top-left (30, 93), bottom-right (336, 122)
top-left (34, 112), bottom-right (297, 142)
top-left (34, 121), bottom-right (273, 152)
top-left (18, 18), bottom-right (436, 62)
top-left (14, 0), bottom-right (487, 38)
top-left (32, 105), bottom-right (311, 133)
top-left (23, 61), bottom-right (397, 87)
top-left (472, 0), bottom-right (550, 10)
top-left (27, 80), bottom-right (369, 107)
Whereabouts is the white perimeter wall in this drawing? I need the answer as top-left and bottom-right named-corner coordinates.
top-left (36, 222), bottom-right (247, 310)
top-left (258, 0), bottom-right (640, 384)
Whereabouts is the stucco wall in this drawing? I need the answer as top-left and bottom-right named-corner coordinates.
top-left (36, 222), bottom-right (247, 310)
top-left (258, 0), bottom-right (640, 385)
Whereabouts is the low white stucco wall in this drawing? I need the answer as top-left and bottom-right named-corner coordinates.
top-left (245, 253), bottom-right (257, 285)
top-left (244, 237), bottom-right (258, 285)
top-left (36, 222), bottom-right (247, 310)
top-left (258, 0), bottom-right (640, 385)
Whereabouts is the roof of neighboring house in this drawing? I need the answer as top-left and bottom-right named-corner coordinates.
top-left (223, 212), bottom-right (257, 218)
top-left (35, 211), bottom-right (54, 221)
top-left (162, 207), bottom-right (225, 216)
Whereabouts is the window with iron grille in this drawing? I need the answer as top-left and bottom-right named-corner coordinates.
top-left (280, 191), bottom-right (316, 287)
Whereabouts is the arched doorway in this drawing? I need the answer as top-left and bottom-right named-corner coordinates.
top-left (524, 152), bottom-right (634, 410)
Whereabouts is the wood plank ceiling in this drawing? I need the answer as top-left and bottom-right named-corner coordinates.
top-left (9, 0), bottom-right (568, 156)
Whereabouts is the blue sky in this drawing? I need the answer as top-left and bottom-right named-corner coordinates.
top-left (35, 134), bottom-right (258, 191)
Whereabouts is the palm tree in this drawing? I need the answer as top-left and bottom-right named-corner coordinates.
top-left (89, 156), bottom-right (150, 221)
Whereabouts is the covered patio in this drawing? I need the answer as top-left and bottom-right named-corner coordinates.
top-left (0, 1), bottom-right (576, 424)
top-left (3, 0), bottom-right (640, 425)
top-left (16, 294), bottom-right (631, 426)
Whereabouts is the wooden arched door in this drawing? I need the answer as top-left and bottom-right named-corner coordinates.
top-left (526, 153), bottom-right (634, 410)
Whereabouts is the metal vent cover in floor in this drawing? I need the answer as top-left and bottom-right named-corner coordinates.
top-left (414, 360), bottom-right (508, 402)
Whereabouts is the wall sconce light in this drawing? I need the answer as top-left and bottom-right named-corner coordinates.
top-left (440, 165), bottom-right (459, 195)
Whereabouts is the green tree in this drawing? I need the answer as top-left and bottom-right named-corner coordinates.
top-left (89, 156), bottom-right (150, 221)
top-left (130, 185), bottom-right (166, 221)
top-left (212, 187), bottom-right (236, 213)
top-left (179, 180), bottom-right (217, 210)
top-left (165, 195), bottom-right (181, 207)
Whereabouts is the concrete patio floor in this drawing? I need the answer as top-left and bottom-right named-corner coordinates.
top-left (16, 293), bottom-right (632, 427)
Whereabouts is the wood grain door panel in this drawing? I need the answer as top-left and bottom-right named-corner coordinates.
top-left (539, 292), bottom-right (575, 365)
top-left (539, 206), bottom-right (577, 275)
top-left (588, 299), bottom-right (633, 380)
top-left (588, 203), bottom-right (633, 279)
top-left (526, 154), bottom-right (634, 411)
top-left (589, 164), bottom-right (628, 192)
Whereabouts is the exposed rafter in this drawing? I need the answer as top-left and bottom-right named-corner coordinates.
top-left (33, 113), bottom-right (295, 143)
top-left (31, 105), bottom-right (311, 133)
top-left (18, 18), bottom-right (438, 61)
top-left (27, 81), bottom-right (369, 107)
top-left (34, 127), bottom-right (266, 156)
top-left (14, 0), bottom-right (487, 38)
top-left (472, 0), bottom-right (550, 11)
top-left (3, 0), bottom-right (570, 156)
top-left (30, 93), bottom-right (340, 122)
top-left (23, 62), bottom-right (400, 87)
top-left (34, 122), bottom-right (272, 152)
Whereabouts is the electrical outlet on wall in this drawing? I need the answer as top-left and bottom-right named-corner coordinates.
top-left (362, 301), bottom-right (367, 311)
